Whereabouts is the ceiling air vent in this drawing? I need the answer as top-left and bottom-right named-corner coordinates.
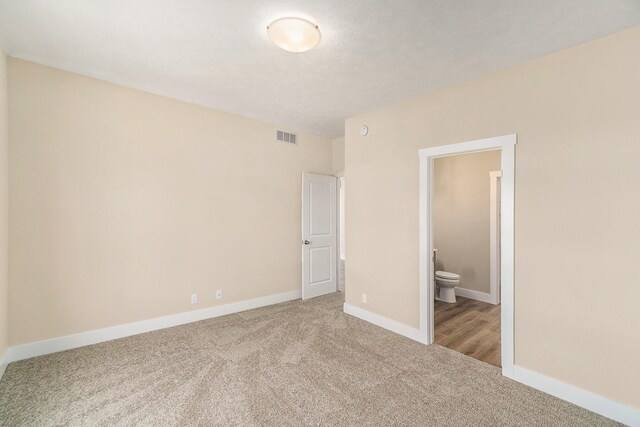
top-left (277, 130), bottom-right (297, 144)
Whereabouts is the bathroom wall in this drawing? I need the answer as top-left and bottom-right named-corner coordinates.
top-left (344, 26), bottom-right (640, 407)
top-left (434, 151), bottom-right (501, 295)
top-left (8, 58), bottom-right (333, 346)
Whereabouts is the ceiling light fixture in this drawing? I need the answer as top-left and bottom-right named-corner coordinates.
top-left (267, 17), bottom-right (321, 53)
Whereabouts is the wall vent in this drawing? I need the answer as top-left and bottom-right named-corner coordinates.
top-left (277, 130), bottom-right (297, 144)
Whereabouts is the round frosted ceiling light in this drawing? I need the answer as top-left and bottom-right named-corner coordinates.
top-left (267, 17), bottom-right (321, 53)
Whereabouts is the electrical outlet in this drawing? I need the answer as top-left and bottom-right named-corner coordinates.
top-left (191, 294), bottom-right (198, 304)
top-left (361, 293), bottom-right (367, 304)
top-left (216, 290), bottom-right (222, 300)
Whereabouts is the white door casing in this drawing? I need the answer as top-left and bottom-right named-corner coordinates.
top-left (419, 134), bottom-right (516, 378)
top-left (489, 170), bottom-right (502, 305)
top-left (302, 173), bottom-right (337, 299)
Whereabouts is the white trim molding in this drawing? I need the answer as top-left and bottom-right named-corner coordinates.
top-left (513, 366), bottom-right (640, 426)
top-left (489, 170), bottom-right (502, 305)
top-left (419, 134), bottom-right (517, 378)
top-left (455, 287), bottom-right (493, 304)
top-left (5, 290), bottom-right (301, 364)
top-left (335, 174), bottom-right (345, 293)
top-left (343, 303), bottom-right (422, 343)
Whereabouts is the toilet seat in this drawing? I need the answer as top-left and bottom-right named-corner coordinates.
top-left (435, 271), bottom-right (460, 281)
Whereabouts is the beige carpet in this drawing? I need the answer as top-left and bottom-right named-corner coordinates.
top-left (0, 293), bottom-right (618, 426)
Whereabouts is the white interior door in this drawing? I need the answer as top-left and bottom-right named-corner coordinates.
top-left (302, 173), bottom-right (337, 299)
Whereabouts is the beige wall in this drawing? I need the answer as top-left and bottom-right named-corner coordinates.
top-left (434, 151), bottom-right (501, 294)
top-left (345, 26), bottom-right (640, 407)
top-left (332, 137), bottom-right (345, 173)
top-left (8, 59), bottom-right (332, 346)
top-left (0, 48), bottom-right (8, 360)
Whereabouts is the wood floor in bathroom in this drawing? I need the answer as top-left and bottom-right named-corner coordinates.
top-left (434, 296), bottom-right (501, 367)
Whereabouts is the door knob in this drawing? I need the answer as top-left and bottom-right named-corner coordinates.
top-left (302, 240), bottom-right (310, 245)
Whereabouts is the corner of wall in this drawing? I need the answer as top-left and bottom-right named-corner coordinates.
top-left (0, 47), bottom-right (9, 379)
top-left (332, 136), bottom-right (345, 174)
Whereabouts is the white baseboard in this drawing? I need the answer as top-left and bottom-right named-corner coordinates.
top-left (455, 287), bottom-right (495, 304)
top-left (0, 350), bottom-right (7, 381)
top-left (343, 303), bottom-right (423, 343)
top-left (513, 366), bottom-right (639, 426)
top-left (5, 295), bottom-right (636, 426)
top-left (6, 290), bottom-right (301, 364)
top-left (341, 303), bottom-right (637, 426)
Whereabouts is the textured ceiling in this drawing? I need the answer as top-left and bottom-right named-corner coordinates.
top-left (0, 1), bottom-right (639, 138)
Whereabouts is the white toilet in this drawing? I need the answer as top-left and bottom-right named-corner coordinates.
top-left (435, 271), bottom-right (460, 303)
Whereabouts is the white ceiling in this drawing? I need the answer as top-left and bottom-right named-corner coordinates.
top-left (0, 1), bottom-right (639, 138)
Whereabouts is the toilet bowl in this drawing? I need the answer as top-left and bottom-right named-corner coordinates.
top-left (435, 271), bottom-right (460, 303)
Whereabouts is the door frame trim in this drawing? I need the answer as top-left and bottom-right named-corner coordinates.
top-left (418, 134), bottom-right (516, 378)
top-left (489, 170), bottom-right (502, 305)
top-left (334, 171), bottom-right (345, 292)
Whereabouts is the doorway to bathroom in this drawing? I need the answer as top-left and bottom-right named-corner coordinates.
top-left (418, 134), bottom-right (516, 378)
top-left (432, 150), bottom-right (502, 366)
